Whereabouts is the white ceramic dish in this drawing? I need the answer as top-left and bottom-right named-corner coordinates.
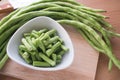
top-left (7, 16), bottom-right (74, 71)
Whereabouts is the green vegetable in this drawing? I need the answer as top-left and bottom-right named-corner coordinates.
top-left (33, 61), bottom-right (51, 67)
top-left (19, 29), bottom-right (68, 67)
top-left (46, 42), bottom-right (61, 57)
top-left (0, 45), bottom-right (7, 61)
top-left (39, 53), bottom-right (56, 66)
top-left (58, 20), bottom-right (120, 69)
top-left (20, 52), bottom-right (32, 64)
top-left (21, 38), bottom-right (33, 51)
top-left (47, 1), bottom-right (106, 18)
top-left (0, 0), bottom-right (120, 70)
top-left (0, 54), bottom-right (8, 69)
top-left (52, 54), bottom-right (57, 62)
top-left (35, 53), bottom-right (42, 61)
top-left (0, 9), bottom-right (20, 26)
top-left (29, 0), bottom-right (82, 7)
top-left (61, 45), bottom-right (69, 52)
top-left (37, 39), bottom-right (46, 53)
top-left (44, 36), bottom-right (59, 46)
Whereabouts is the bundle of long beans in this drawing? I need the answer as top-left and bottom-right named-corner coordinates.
top-left (0, 0), bottom-right (120, 70)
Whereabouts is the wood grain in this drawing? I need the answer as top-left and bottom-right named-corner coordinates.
top-left (0, 0), bottom-right (120, 80)
top-left (0, 73), bottom-right (22, 80)
top-left (0, 26), bottom-right (99, 80)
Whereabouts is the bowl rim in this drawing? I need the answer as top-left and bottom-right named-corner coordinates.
top-left (7, 16), bottom-right (74, 71)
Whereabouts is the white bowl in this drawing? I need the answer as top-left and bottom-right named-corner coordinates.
top-left (7, 16), bottom-right (74, 71)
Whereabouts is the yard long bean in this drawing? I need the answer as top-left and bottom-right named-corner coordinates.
top-left (0, 54), bottom-right (8, 69)
top-left (49, 1), bottom-right (106, 18)
top-left (0, 9), bottom-right (20, 27)
top-left (58, 20), bottom-right (120, 69)
top-left (0, 19), bottom-right (27, 46)
top-left (0, 0), bottom-right (120, 70)
top-left (0, 10), bottom-right (76, 35)
top-left (29, 0), bottom-right (82, 6)
top-left (44, 6), bottom-right (113, 50)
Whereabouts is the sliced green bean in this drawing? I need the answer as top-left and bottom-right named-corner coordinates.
top-left (19, 45), bottom-right (28, 52)
top-left (39, 28), bottom-right (48, 34)
top-left (61, 45), bottom-right (69, 52)
top-left (57, 55), bottom-right (62, 60)
top-left (31, 32), bottom-right (39, 38)
top-left (39, 53), bottom-right (55, 66)
top-left (40, 33), bottom-right (50, 40)
top-left (46, 44), bottom-right (53, 49)
top-left (46, 42), bottom-right (61, 57)
top-left (35, 53), bottom-right (42, 61)
top-left (31, 53), bottom-right (37, 61)
top-left (52, 54), bottom-right (57, 62)
top-left (36, 39), bottom-right (45, 53)
top-left (44, 36), bottom-right (59, 46)
top-left (21, 38), bottom-right (33, 51)
top-left (33, 61), bottom-right (51, 67)
top-left (56, 59), bottom-right (61, 64)
top-left (22, 52), bottom-right (32, 64)
top-left (46, 29), bottom-right (56, 36)
top-left (46, 49), bottom-right (53, 57)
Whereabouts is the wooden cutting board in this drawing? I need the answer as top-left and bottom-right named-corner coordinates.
top-left (0, 25), bottom-right (99, 80)
top-left (0, 0), bottom-right (99, 80)
top-left (1, 0), bottom-right (120, 80)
